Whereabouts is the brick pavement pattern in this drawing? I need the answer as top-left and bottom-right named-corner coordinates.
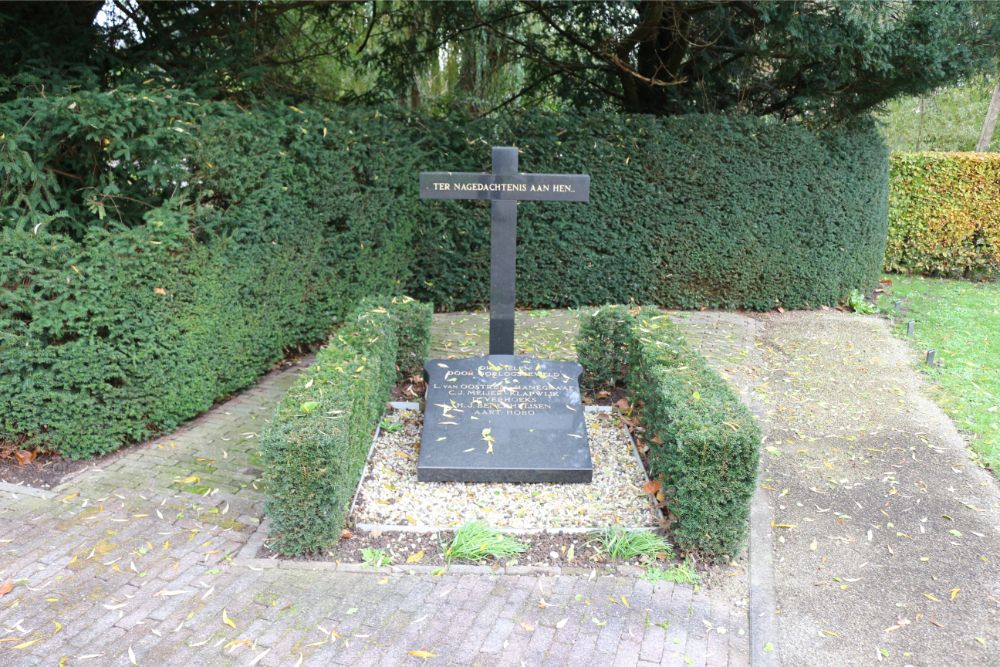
top-left (0, 359), bottom-right (747, 667)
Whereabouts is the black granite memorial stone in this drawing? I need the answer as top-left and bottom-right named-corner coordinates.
top-left (416, 147), bottom-right (592, 483)
top-left (417, 356), bottom-right (592, 483)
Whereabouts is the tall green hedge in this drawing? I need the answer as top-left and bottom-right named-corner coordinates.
top-left (410, 113), bottom-right (889, 311)
top-left (578, 306), bottom-right (761, 559)
top-left (1, 88), bottom-right (420, 458)
top-left (2, 88), bottom-right (886, 459)
top-left (261, 296), bottom-right (432, 556)
top-left (886, 152), bottom-right (1000, 278)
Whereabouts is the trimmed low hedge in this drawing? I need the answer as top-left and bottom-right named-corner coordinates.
top-left (261, 296), bottom-right (432, 556)
top-left (578, 306), bottom-right (761, 559)
top-left (886, 152), bottom-right (1000, 278)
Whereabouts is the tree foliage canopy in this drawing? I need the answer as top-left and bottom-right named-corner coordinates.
top-left (356, 0), bottom-right (999, 121)
top-left (1, 1), bottom-right (997, 122)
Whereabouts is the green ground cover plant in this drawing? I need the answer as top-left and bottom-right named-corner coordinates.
top-left (361, 548), bottom-right (394, 568)
top-left (880, 276), bottom-right (1000, 474)
top-left (578, 306), bottom-right (762, 559)
top-left (260, 296), bottom-right (432, 556)
top-left (443, 522), bottom-right (528, 563)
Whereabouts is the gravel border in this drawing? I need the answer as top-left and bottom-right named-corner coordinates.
top-left (350, 404), bottom-right (661, 533)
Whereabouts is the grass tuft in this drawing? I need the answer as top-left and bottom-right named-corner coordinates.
top-left (592, 527), bottom-right (673, 561)
top-left (643, 559), bottom-right (702, 586)
top-left (444, 522), bottom-right (528, 563)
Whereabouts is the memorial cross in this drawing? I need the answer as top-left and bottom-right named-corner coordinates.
top-left (420, 147), bottom-right (590, 355)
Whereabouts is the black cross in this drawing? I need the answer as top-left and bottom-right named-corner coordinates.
top-left (420, 147), bottom-right (590, 355)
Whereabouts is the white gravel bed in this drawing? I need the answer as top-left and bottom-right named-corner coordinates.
top-left (351, 407), bottom-right (657, 531)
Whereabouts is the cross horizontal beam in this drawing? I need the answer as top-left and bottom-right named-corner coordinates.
top-left (420, 172), bottom-right (590, 202)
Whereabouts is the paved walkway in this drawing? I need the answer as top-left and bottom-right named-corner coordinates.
top-left (1, 358), bottom-right (746, 666)
top-left (9, 308), bottom-right (991, 667)
top-left (678, 311), bottom-right (1000, 667)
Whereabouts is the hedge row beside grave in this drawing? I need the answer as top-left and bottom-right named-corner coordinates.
top-left (2, 87), bottom-right (887, 459)
top-left (260, 297), bottom-right (432, 556)
top-left (885, 152), bottom-right (1000, 278)
top-left (410, 113), bottom-right (889, 311)
top-left (577, 306), bottom-right (761, 559)
top-left (0, 88), bottom-right (420, 458)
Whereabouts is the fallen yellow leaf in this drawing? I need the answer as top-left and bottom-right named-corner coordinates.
top-left (224, 638), bottom-right (252, 652)
top-left (222, 608), bottom-right (237, 630)
top-left (154, 589), bottom-right (188, 597)
top-left (949, 588), bottom-right (960, 602)
top-left (408, 649), bottom-right (436, 660)
top-left (406, 550), bottom-right (425, 564)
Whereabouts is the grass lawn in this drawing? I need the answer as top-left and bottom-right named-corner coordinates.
top-left (880, 275), bottom-right (1000, 475)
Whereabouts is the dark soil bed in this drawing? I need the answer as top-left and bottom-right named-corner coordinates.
top-left (254, 528), bottom-right (748, 602)
top-left (0, 454), bottom-right (95, 490)
top-left (258, 527), bottom-right (671, 571)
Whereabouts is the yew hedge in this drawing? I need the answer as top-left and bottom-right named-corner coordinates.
top-left (578, 306), bottom-right (761, 559)
top-left (1, 88), bottom-right (420, 458)
top-left (261, 296), bottom-right (431, 556)
top-left (1, 86), bottom-right (887, 460)
top-left (411, 113), bottom-right (889, 311)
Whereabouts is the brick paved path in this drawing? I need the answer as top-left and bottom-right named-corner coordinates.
top-left (1, 359), bottom-right (748, 666)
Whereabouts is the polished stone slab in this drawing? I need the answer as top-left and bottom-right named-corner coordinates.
top-left (417, 355), bottom-right (593, 483)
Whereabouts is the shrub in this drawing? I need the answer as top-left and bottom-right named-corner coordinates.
top-left (578, 306), bottom-right (761, 558)
top-left (411, 113), bottom-right (888, 311)
top-left (1, 87), bottom-right (887, 460)
top-left (886, 152), bottom-right (1000, 278)
top-left (260, 297), bottom-right (432, 556)
top-left (0, 88), bottom-right (421, 458)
